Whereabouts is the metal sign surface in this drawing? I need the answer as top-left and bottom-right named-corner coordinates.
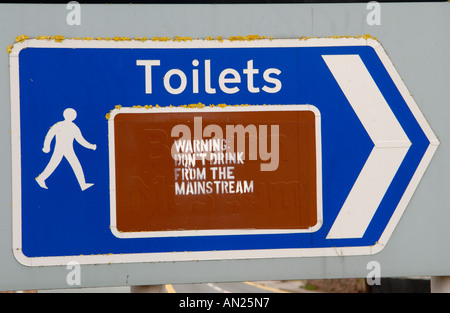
top-left (9, 37), bottom-right (438, 267)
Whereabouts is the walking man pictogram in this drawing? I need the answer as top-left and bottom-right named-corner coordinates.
top-left (36, 108), bottom-right (96, 191)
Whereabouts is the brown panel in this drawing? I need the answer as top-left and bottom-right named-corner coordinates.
top-left (113, 109), bottom-right (318, 233)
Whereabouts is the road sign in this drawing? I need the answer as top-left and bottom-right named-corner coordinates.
top-left (9, 37), bottom-right (438, 267)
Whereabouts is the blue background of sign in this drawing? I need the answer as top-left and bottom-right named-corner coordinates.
top-left (18, 45), bottom-right (429, 258)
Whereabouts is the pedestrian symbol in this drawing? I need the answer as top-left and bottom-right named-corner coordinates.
top-left (36, 108), bottom-right (97, 191)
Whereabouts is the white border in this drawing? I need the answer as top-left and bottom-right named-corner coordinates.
top-left (9, 38), bottom-right (439, 266)
top-left (108, 105), bottom-right (323, 239)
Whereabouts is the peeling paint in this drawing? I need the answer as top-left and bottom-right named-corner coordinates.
top-left (105, 102), bottom-right (277, 120)
top-left (7, 34), bottom-right (379, 54)
top-left (152, 36), bottom-right (171, 42)
top-left (229, 34), bottom-right (273, 41)
top-left (113, 36), bottom-right (132, 42)
top-left (15, 34), bottom-right (29, 43)
top-left (300, 34), bottom-right (378, 41)
top-left (173, 36), bottom-right (192, 42)
top-left (51, 35), bottom-right (65, 43)
top-left (36, 35), bottom-right (51, 40)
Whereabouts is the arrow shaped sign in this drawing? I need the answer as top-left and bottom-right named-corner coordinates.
top-left (9, 37), bottom-right (439, 266)
top-left (323, 54), bottom-right (411, 239)
top-left (322, 49), bottom-right (439, 252)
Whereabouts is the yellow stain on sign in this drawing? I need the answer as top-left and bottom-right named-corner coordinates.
top-left (15, 34), bottom-right (29, 43)
top-left (6, 34), bottom-right (380, 54)
top-left (104, 103), bottom-right (273, 120)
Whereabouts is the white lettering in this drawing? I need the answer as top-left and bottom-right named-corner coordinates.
top-left (164, 69), bottom-right (187, 94)
top-left (243, 60), bottom-right (259, 93)
top-left (137, 59), bottom-right (282, 95)
top-left (219, 68), bottom-right (241, 94)
top-left (204, 59), bottom-right (216, 94)
top-left (192, 59), bottom-right (199, 93)
top-left (136, 60), bottom-right (160, 94)
top-left (262, 68), bottom-right (282, 93)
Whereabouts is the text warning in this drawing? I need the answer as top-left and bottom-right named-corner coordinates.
top-left (109, 105), bottom-right (322, 236)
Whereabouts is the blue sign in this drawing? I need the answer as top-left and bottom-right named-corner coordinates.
top-left (10, 38), bottom-right (438, 266)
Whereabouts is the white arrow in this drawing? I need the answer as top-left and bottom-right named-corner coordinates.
top-left (323, 54), bottom-right (411, 239)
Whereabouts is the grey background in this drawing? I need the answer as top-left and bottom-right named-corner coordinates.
top-left (0, 3), bottom-right (448, 291)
